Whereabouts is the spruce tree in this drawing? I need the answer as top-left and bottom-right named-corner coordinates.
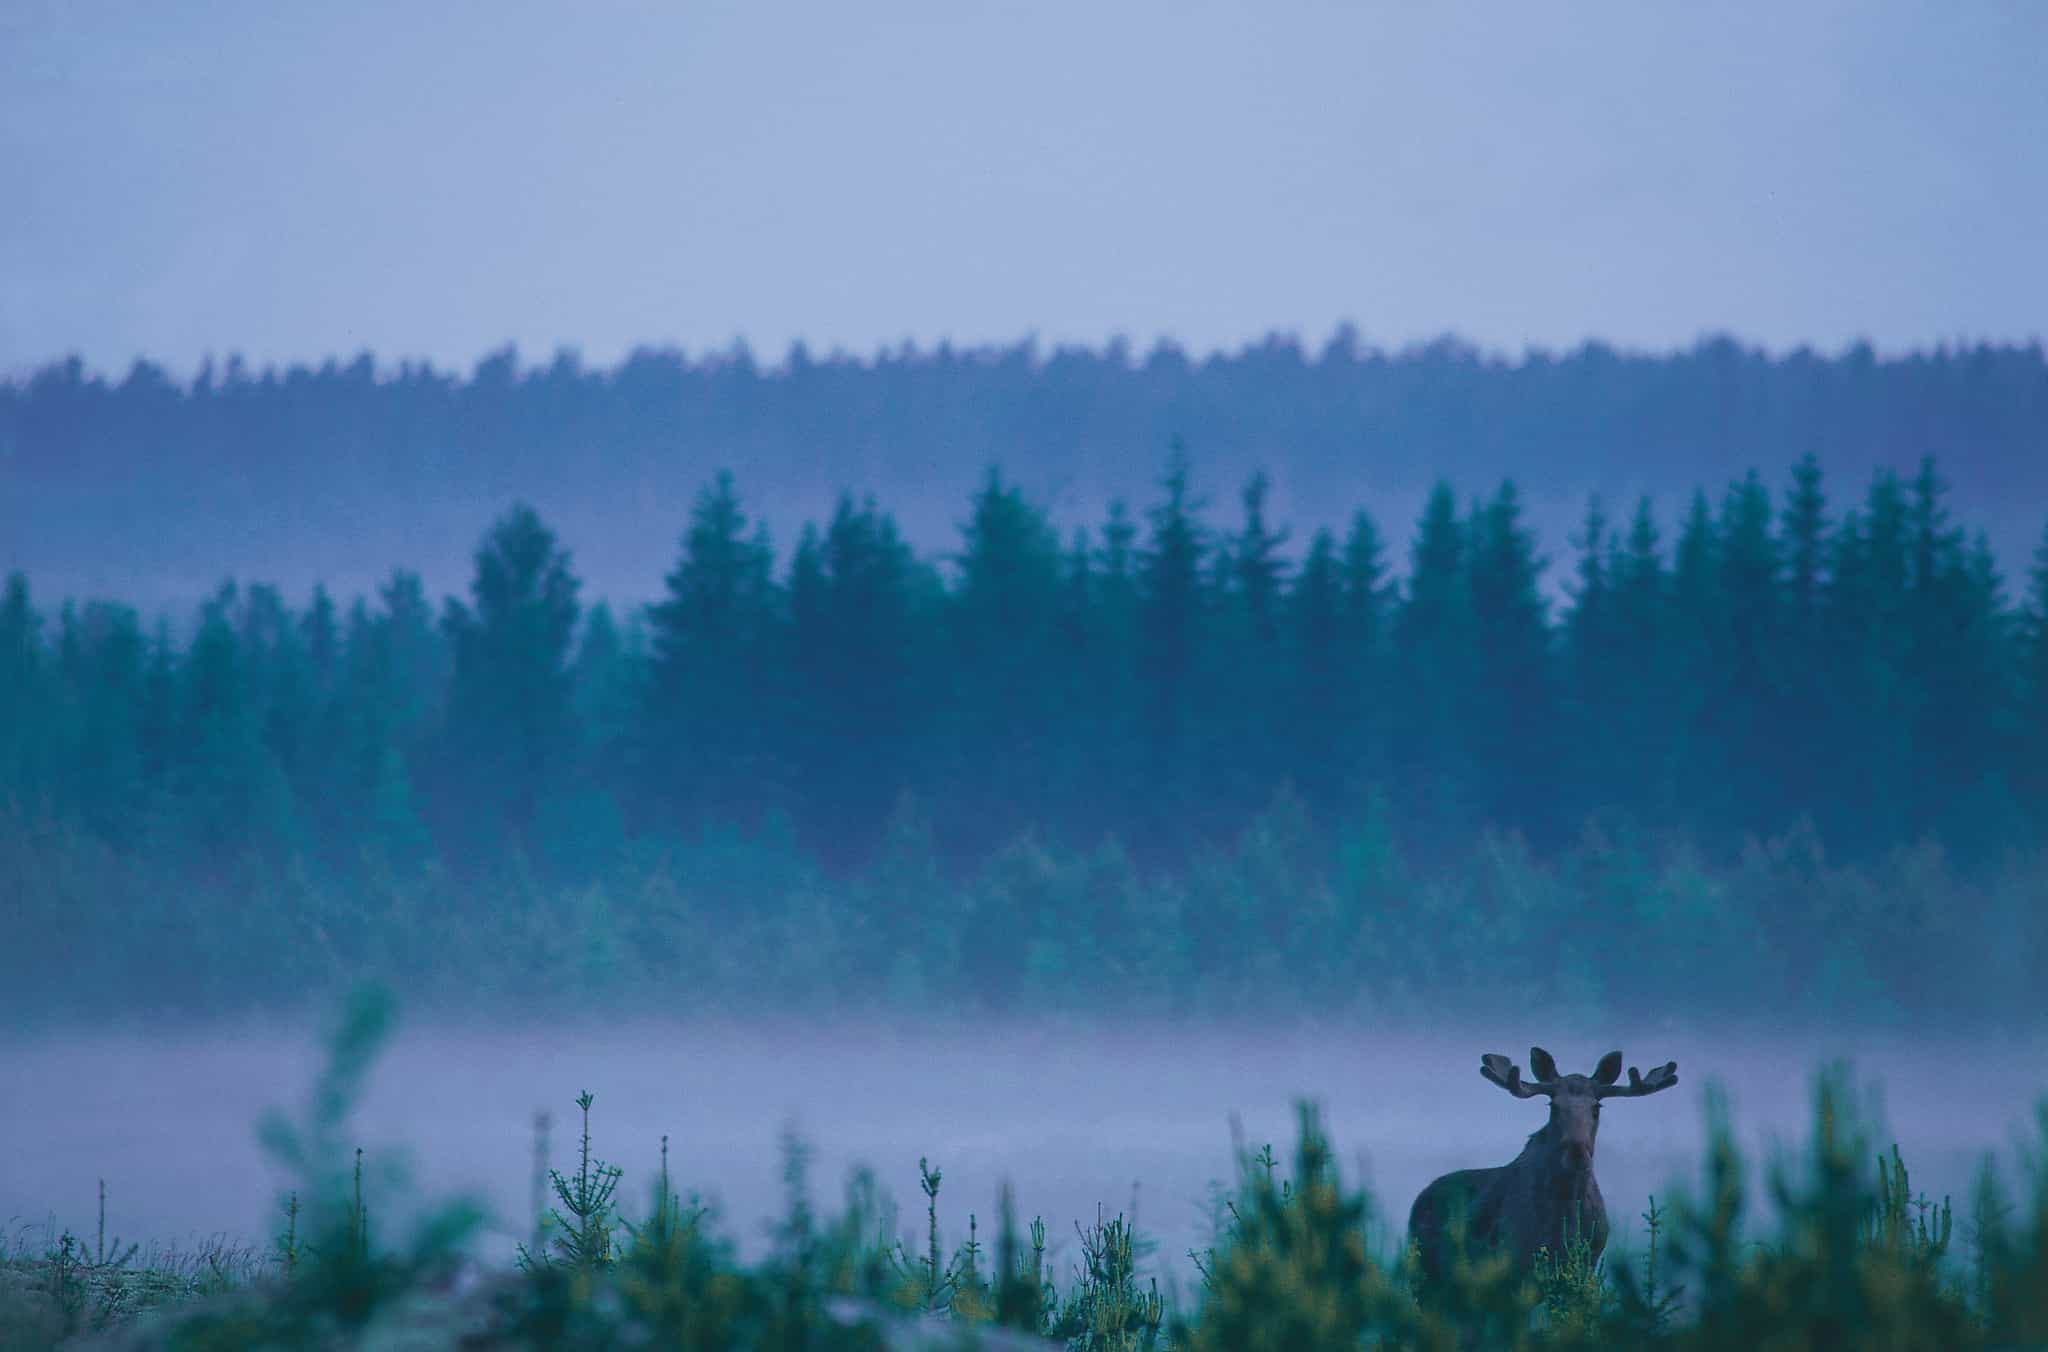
top-left (0, 574), bottom-right (44, 798)
top-left (1900, 457), bottom-right (2009, 846)
top-left (1775, 455), bottom-right (1833, 830)
top-left (947, 468), bottom-right (1064, 854)
top-left (1714, 470), bottom-right (1782, 833)
top-left (1391, 482), bottom-right (1476, 841)
top-left (439, 503), bottom-right (582, 858)
top-left (1465, 480), bottom-right (1558, 841)
top-left (2020, 521), bottom-right (2048, 832)
top-left (1599, 496), bottom-right (1692, 831)
top-left (1289, 528), bottom-right (1347, 819)
top-left (1213, 471), bottom-right (1292, 825)
top-left (1562, 494), bottom-right (1620, 825)
top-left (1338, 509), bottom-right (1393, 803)
top-left (782, 494), bottom-right (929, 864)
top-left (1825, 471), bottom-right (1913, 849)
top-left (1669, 490), bottom-right (1727, 833)
top-left (65, 603), bottom-right (148, 842)
top-left (1136, 447), bottom-right (1209, 851)
top-left (642, 471), bottom-right (779, 835)
top-left (571, 604), bottom-right (635, 761)
top-left (1086, 501), bottom-right (1145, 841)
top-left (176, 585), bottom-right (297, 867)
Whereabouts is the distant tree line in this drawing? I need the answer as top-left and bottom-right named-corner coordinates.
top-left (3, 453), bottom-right (2046, 1020)
top-left (6, 334), bottom-right (2047, 609)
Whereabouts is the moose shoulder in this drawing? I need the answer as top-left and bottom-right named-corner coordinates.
top-left (1406, 1047), bottom-right (1679, 1284)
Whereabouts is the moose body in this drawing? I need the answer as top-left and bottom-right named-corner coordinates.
top-left (1407, 1047), bottom-right (1678, 1285)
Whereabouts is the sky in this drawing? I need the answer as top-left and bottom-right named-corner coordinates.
top-left (4, 1), bottom-right (2046, 382)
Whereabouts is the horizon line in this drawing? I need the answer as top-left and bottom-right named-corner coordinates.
top-left (9, 323), bottom-right (2048, 392)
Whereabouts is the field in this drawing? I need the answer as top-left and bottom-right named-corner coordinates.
top-left (4, 989), bottom-right (2045, 1350)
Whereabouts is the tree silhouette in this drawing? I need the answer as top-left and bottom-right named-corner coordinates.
top-left (438, 504), bottom-right (582, 858)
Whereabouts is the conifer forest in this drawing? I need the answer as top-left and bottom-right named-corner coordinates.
top-left (4, 346), bottom-right (2045, 1026)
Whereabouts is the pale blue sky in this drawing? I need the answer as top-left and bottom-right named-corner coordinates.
top-left (4, 1), bottom-right (2044, 379)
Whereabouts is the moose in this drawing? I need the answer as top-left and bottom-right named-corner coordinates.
top-left (1406, 1047), bottom-right (1679, 1284)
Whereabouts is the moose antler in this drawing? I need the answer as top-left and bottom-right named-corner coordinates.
top-left (1480, 1052), bottom-right (1557, 1099)
top-left (1594, 1060), bottom-right (1679, 1099)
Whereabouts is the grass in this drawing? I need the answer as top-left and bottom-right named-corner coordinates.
top-left (5, 988), bottom-right (2047, 1349)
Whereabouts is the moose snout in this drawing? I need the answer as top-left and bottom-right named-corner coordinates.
top-left (1561, 1141), bottom-right (1592, 1171)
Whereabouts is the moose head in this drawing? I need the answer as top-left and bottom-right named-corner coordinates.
top-left (1480, 1046), bottom-right (1679, 1175)
top-left (1407, 1046), bottom-right (1679, 1285)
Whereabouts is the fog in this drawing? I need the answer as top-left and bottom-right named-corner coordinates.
top-left (6, 1015), bottom-right (2040, 1292)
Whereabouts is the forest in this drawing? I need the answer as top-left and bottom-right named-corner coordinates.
top-left (4, 446), bottom-right (2047, 1023)
top-left (6, 334), bottom-right (2047, 610)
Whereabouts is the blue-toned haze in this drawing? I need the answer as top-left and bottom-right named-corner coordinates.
top-left (4, 1), bottom-right (2044, 376)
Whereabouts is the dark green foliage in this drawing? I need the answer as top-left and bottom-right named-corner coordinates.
top-left (1465, 480), bottom-right (1559, 843)
top-left (1134, 446), bottom-right (1210, 852)
top-left (438, 503), bottom-right (582, 858)
top-left (941, 469), bottom-right (1069, 858)
top-left (9, 984), bottom-right (2048, 1349)
top-left (3, 455), bottom-right (2048, 1023)
top-left (2022, 522), bottom-right (2048, 835)
top-left (520, 1091), bottom-right (626, 1273)
top-left (1389, 482), bottom-right (1477, 844)
top-left (641, 470), bottom-right (781, 837)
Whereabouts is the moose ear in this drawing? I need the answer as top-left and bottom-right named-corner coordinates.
top-left (1529, 1047), bottom-right (1559, 1082)
top-left (1593, 1050), bottom-right (1623, 1085)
